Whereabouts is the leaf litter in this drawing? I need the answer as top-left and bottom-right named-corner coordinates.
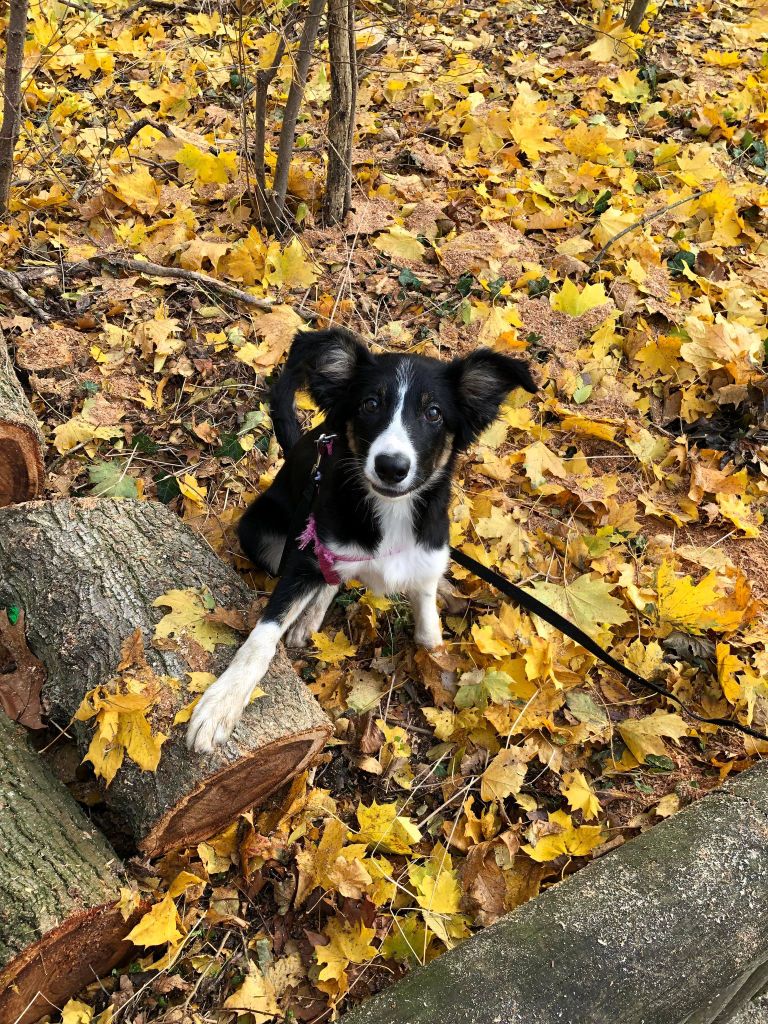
top-left (2, 0), bottom-right (767, 1018)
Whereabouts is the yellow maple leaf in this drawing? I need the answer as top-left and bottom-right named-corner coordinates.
top-left (351, 799), bottom-right (422, 854)
top-left (508, 81), bottom-right (559, 160)
top-left (471, 622), bottom-right (514, 658)
top-left (373, 225), bottom-right (425, 261)
top-left (75, 630), bottom-right (169, 784)
top-left (602, 69), bottom-right (650, 104)
top-left (107, 166), bottom-right (161, 215)
top-left (618, 710), bottom-right (689, 764)
top-left (295, 817), bottom-right (346, 905)
top-left (560, 770), bottom-right (601, 821)
top-left (316, 917), bottom-right (377, 987)
top-left (550, 278), bottom-right (610, 317)
top-left (716, 493), bottom-right (762, 538)
top-left (523, 574), bottom-right (630, 635)
top-left (716, 642), bottom-right (743, 705)
top-left (223, 963), bottom-right (279, 1020)
top-left (480, 748), bottom-right (528, 801)
top-left (523, 440), bottom-right (568, 488)
top-left (312, 629), bottom-right (357, 664)
top-left (266, 236), bottom-right (319, 289)
top-left (523, 810), bottom-right (603, 862)
top-left (153, 588), bottom-right (239, 652)
top-left (53, 416), bottom-right (123, 455)
top-left (177, 473), bottom-right (208, 505)
top-left (234, 305), bottom-right (306, 372)
top-left (126, 894), bottom-right (183, 947)
top-left (168, 869), bottom-right (206, 897)
top-left (176, 143), bottom-right (237, 185)
top-left (61, 1000), bottom-right (93, 1024)
top-left (656, 560), bottom-right (753, 634)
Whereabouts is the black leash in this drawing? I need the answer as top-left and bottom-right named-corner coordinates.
top-left (450, 546), bottom-right (768, 746)
top-left (279, 435), bottom-right (767, 746)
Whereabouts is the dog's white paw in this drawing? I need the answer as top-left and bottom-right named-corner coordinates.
top-left (187, 679), bottom-right (246, 752)
top-left (415, 626), bottom-right (443, 651)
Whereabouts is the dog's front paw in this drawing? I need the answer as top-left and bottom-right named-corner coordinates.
top-left (187, 679), bottom-right (246, 753)
top-left (415, 626), bottom-right (443, 651)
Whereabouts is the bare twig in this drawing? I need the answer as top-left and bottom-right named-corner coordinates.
top-left (122, 116), bottom-right (174, 147)
top-left (0, 267), bottom-right (51, 321)
top-left (0, 0), bottom-right (30, 215)
top-left (587, 187), bottom-right (712, 275)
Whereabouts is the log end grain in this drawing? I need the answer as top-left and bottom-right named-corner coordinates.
top-left (0, 422), bottom-right (44, 506)
top-left (142, 725), bottom-right (330, 855)
top-left (0, 900), bottom-right (144, 1024)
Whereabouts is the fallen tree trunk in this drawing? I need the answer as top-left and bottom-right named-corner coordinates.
top-left (0, 330), bottom-right (44, 505)
top-left (0, 712), bottom-right (143, 1024)
top-left (0, 498), bottom-right (331, 856)
top-left (341, 762), bottom-right (768, 1024)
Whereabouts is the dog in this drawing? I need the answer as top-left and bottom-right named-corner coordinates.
top-left (187, 328), bottom-right (537, 752)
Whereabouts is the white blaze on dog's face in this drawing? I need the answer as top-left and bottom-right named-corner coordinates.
top-left (363, 362), bottom-right (419, 496)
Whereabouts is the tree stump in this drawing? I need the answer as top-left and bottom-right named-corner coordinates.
top-left (0, 712), bottom-right (143, 1024)
top-left (0, 498), bottom-right (331, 856)
top-left (0, 331), bottom-right (44, 505)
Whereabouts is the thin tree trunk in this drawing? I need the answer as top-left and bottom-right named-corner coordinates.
top-left (0, 0), bottom-right (29, 216)
top-left (626, 0), bottom-right (651, 31)
top-left (345, 0), bottom-right (357, 212)
top-left (0, 498), bottom-right (331, 857)
top-left (270, 0), bottom-right (326, 232)
top-left (254, 34), bottom-right (288, 213)
top-left (323, 0), bottom-right (356, 224)
top-left (0, 713), bottom-right (143, 1024)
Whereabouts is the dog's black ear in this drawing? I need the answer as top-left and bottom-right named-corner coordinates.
top-left (449, 348), bottom-right (537, 448)
top-left (293, 328), bottom-right (371, 409)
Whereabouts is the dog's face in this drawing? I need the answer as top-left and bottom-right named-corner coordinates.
top-left (297, 329), bottom-right (537, 499)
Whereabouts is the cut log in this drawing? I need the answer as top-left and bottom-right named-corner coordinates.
top-left (0, 712), bottom-right (143, 1024)
top-left (0, 498), bottom-right (331, 856)
top-left (0, 330), bottom-right (44, 505)
top-left (340, 762), bottom-right (768, 1024)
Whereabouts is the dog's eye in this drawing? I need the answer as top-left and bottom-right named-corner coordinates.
top-left (361, 397), bottom-right (380, 414)
top-left (424, 405), bottom-right (442, 424)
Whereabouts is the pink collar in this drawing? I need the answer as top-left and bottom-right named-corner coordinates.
top-left (297, 513), bottom-right (403, 586)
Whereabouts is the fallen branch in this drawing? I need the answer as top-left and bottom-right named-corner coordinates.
top-left (96, 254), bottom-right (278, 310)
top-left (0, 266), bottom-right (52, 321)
top-left (587, 188), bottom-right (712, 275)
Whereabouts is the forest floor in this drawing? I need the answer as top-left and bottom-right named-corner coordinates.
top-left (2, 0), bottom-right (768, 1019)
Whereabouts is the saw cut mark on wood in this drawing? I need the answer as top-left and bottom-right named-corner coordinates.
top-left (0, 331), bottom-right (45, 505)
top-left (0, 712), bottom-right (144, 1024)
top-left (0, 497), bottom-right (331, 856)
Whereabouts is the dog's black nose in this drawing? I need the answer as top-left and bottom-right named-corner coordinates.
top-left (374, 452), bottom-right (410, 484)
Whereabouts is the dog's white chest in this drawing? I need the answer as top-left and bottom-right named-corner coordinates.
top-left (330, 499), bottom-right (448, 595)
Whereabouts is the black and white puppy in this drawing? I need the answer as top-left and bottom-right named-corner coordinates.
top-left (187, 328), bottom-right (536, 752)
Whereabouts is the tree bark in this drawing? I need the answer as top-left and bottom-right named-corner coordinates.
top-left (0, 0), bottom-right (29, 216)
top-left (626, 0), bottom-right (651, 31)
top-left (0, 329), bottom-right (44, 505)
top-left (0, 498), bottom-right (331, 857)
top-left (341, 763), bottom-right (768, 1024)
top-left (0, 712), bottom-right (143, 1024)
top-left (254, 34), bottom-right (288, 213)
top-left (269, 0), bottom-right (326, 231)
top-left (323, 0), bottom-right (356, 224)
